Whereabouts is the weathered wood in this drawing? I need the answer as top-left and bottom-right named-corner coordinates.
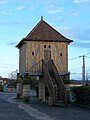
top-left (20, 41), bottom-right (68, 76)
top-left (19, 43), bottom-right (27, 75)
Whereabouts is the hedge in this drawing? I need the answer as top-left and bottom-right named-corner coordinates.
top-left (0, 84), bottom-right (4, 92)
top-left (72, 86), bottom-right (90, 105)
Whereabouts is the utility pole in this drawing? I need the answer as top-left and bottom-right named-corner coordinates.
top-left (82, 55), bottom-right (85, 86)
top-left (79, 55), bottom-right (85, 86)
top-left (86, 72), bottom-right (88, 86)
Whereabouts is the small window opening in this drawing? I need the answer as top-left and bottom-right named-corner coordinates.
top-left (44, 45), bottom-right (46, 48)
top-left (60, 53), bottom-right (62, 56)
top-left (32, 52), bottom-right (34, 55)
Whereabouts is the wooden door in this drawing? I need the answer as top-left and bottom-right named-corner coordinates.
top-left (44, 50), bottom-right (51, 71)
top-left (44, 50), bottom-right (51, 63)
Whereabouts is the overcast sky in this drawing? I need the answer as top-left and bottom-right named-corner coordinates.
top-left (0, 0), bottom-right (90, 79)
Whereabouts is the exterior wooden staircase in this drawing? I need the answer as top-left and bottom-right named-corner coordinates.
top-left (42, 59), bottom-right (67, 106)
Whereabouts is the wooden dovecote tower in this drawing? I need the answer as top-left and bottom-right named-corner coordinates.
top-left (16, 17), bottom-right (73, 105)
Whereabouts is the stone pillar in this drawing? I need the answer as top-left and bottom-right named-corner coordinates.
top-left (39, 82), bottom-right (45, 101)
top-left (22, 84), bottom-right (30, 102)
top-left (16, 73), bottom-right (23, 99)
top-left (17, 82), bottom-right (23, 98)
top-left (22, 73), bottom-right (30, 102)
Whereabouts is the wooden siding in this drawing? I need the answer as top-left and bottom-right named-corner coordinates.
top-left (25, 41), bottom-right (68, 75)
top-left (19, 43), bottom-right (27, 75)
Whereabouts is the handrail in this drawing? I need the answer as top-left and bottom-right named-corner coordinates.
top-left (42, 59), bottom-right (55, 101)
top-left (47, 60), bottom-right (65, 88)
top-left (47, 60), bottom-right (67, 104)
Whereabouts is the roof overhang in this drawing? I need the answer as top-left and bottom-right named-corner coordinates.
top-left (16, 38), bottom-right (73, 49)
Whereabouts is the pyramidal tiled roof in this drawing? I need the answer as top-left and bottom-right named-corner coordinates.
top-left (16, 18), bottom-right (73, 48)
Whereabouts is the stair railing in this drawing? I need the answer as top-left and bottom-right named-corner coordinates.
top-left (42, 59), bottom-right (56, 103)
top-left (47, 60), bottom-right (64, 88)
top-left (47, 60), bottom-right (67, 104)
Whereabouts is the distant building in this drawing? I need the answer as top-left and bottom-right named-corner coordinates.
top-left (0, 80), bottom-right (4, 85)
top-left (0, 77), bottom-right (10, 85)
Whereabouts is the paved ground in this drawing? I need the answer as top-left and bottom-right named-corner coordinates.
top-left (0, 92), bottom-right (36, 120)
top-left (0, 92), bottom-right (90, 120)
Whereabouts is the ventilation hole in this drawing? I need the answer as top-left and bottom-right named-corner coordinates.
top-left (44, 45), bottom-right (46, 48)
top-left (32, 52), bottom-right (34, 55)
top-left (60, 53), bottom-right (62, 56)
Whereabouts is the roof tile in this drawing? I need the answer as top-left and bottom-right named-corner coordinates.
top-left (16, 19), bottom-right (73, 48)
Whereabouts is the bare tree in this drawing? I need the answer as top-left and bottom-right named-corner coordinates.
top-left (8, 69), bottom-right (18, 80)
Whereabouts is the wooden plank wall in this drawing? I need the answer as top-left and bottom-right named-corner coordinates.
top-left (26, 41), bottom-right (68, 74)
top-left (19, 43), bottom-right (26, 75)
